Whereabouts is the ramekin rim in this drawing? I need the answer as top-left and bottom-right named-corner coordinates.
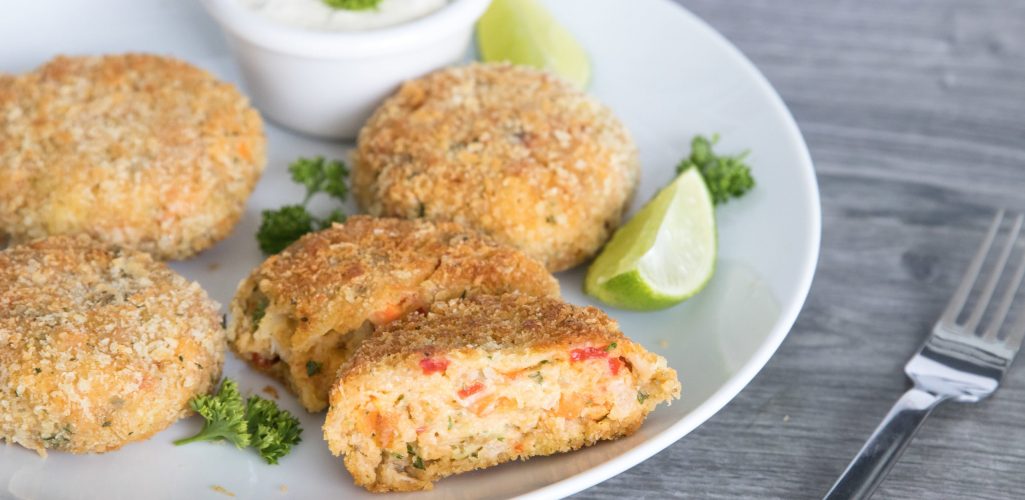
top-left (201, 0), bottom-right (491, 58)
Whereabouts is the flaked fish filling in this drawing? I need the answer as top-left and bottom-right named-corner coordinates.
top-left (238, 283), bottom-right (439, 410)
top-left (333, 342), bottom-right (676, 488)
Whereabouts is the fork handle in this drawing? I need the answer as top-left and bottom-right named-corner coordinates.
top-left (823, 387), bottom-right (947, 500)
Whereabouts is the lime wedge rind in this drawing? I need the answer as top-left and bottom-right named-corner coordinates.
top-left (476, 0), bottom-right (591, 89)
top-left (585, 167), bottom-right (717, 311)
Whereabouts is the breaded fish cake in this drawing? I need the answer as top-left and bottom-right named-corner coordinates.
top-left (0, 54), bottom-right (266, 259)
top-left (353, 63), bottom-right (640, 272)
top-left (0, 235), bottom-right (224, 454)
top-left (228, 216), bottom-right (558, 412)
top-left (324, 294), bottom-right (680, 492)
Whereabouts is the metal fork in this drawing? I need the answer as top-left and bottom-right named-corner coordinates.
top-left (824, 211), bottom-right (1025, 500)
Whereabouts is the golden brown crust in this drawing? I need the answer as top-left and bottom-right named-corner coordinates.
top-left (0, 235), bottom-right (225, 454)
top-left (0, 54), bottom-right (266, 259)
top-left (343, 294), bottom-right (622, 378)
top-left (325, 294), bottom-right (680, 491)
top-left (228, 216), bottom-right (559, 411)
top-left (353, 63), bottom-right (640, 272)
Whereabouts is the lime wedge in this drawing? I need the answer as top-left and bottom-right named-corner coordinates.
top-left (585, 168), bottom-right (717, 310)
top-left (476, 0), bottom-right (591, 89)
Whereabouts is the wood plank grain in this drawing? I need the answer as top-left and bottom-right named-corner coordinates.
top-left (579, 1), bottom-right (1025, 498)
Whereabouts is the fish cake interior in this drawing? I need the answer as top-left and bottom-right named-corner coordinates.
top-left (324, 295), bottom-right (680, 492)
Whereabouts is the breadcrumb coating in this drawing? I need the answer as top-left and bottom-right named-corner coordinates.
top-left (0, 54), bottom-right (266, 259)
top-left (0, 235), bottom-right (225, 454)
top-left (228, 216), bottom-right (558, 412)
top-left (325, 294), bottom-right (680, 492)
top-left (353, 63), bottom-right (640, 272)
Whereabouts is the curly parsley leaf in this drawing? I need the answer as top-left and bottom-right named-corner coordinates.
top-left (321, 160), bottom-right (351, 202)
top-left (256, 156), bottom-right (351, 255)
top-left (176, 379), bottom-right (304, 465)
top-left (289, 157), bottom-right (327, 203)
top-left (257, 205), bottom-right (315, 255)
top-left (174, 379), bottom-right (251, 448)
top-left (675, 134), bottom-right (755, 204)
top-left (246, 395), bottom-right (303, 465)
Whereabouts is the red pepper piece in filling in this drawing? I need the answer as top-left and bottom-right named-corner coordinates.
top-left (569, 346), bottom-right (607, 362)
top-left (419, 356), bottom-right (449, 375)
top-left (250, 353), bottom-right (278, 369)
top-left (608, 357), bottom-right (624, 376)
top-left (457, 381), bottom-right (485, 399)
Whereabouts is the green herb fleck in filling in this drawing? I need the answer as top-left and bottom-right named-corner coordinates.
top-left (406, 442), bottom-right (426, 469)
top-left (252, 298), bottom-right (268, 330)
top-left (306, 360), bottom-right (323, 377)
top-left (42, 425), bottom-right (74, 449)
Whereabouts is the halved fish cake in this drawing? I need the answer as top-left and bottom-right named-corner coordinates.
top-left (323, 294), bottom-right (680, 492)
top-left (227, 216), bottom-right (558, 412)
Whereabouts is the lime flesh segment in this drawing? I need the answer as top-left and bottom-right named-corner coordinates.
top-left (476, 0), bottom-right (591, 89)
top-left (585, 168), bottom-right (717, 310)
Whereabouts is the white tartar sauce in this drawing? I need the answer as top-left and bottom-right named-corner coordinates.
top-left (240, 0), bottom-right (449, 31)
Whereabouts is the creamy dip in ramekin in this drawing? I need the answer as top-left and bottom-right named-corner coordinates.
top-left (239, 0), bottom-right (448, 31)
top-left (202, 0), bottom-right (491, 138)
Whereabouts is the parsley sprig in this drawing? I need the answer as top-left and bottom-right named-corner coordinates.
top-left (175, 379), bottom-right (303, 464)
top-left (676, 134), bottom-right (755, 204)
top-left (173, 379), bottom-right (251, 449)
top-left (257, 157), bottom-right (350, 255)
top-left (246, 396), bottom-right (303, 465)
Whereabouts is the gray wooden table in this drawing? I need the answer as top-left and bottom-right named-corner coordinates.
top-left (580, 1), bottom-right (1025, 499)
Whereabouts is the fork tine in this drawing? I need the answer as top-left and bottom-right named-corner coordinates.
top-left (942, 210), bottom-right (1004, 325)
top-left (983, 218), bottom-right (1025, 340)
top-left (1005, 304), bottom-right (1025, 353)
top-left (968, 214), bottom-right (1024, 333)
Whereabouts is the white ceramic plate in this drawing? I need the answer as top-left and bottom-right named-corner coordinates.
top-left (0, 0), bottom-right (820, 498)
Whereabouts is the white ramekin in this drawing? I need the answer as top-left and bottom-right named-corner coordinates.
top-left (201, 0), bottom-right (492, 139)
